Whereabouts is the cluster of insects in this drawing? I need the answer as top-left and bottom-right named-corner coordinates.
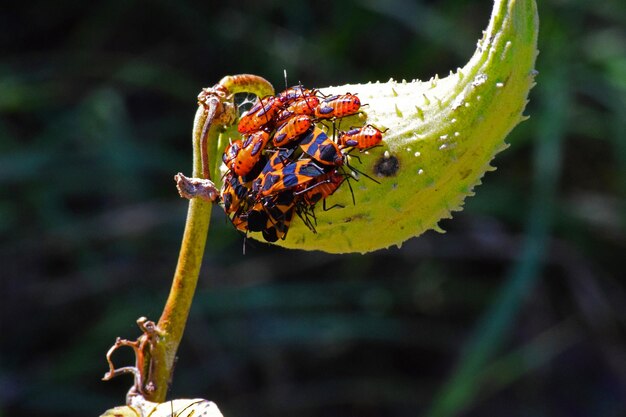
top-left (219, 85), bottom-right (385, 242)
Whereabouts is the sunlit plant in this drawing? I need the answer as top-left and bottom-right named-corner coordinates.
top-left (100, 0), bottom-right (538, 415)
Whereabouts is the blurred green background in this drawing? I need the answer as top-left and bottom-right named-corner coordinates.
top-left (1, 0), bottom-right (625, 416)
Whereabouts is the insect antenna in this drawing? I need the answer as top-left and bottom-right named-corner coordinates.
top-left (342, 170), bottom-right (357, 205)
top-left (343, 155), bottom-right (381, 185)
top-left (283, 69), bottom-right (288, 91)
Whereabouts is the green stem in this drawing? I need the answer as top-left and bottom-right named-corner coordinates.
top-left (147, 75), bottom-right (274, 402)
top-left (149, 105), bottom-right (213, 402)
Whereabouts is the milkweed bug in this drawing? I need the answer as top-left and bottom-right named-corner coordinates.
top-left (230, 210), bottom-right (249, 233)
top-left (299, 126), bottom-right (344, 166)
top-left (247, 191), bottom-right (297, 241)
top-left (273, 115), bottom-right (312, 146)
top-left (238, 96), bottom-right (281, 134)
top-left (222, 139), bottom-right (242, 167)
top-left (295, 170), bottom-right (345, 206)
top-left (262, 147), bottom-right (297, 175)
top-left (259, 158), bottom-right (327, 198)
top-left (338, 125), bottom-right (385, 150)
top-left (288, 96), bottom-right (320, 115)
top-left (314, 94), bottom-right (361, 119)
top-left (278, 85), bottom-right (316, 104)
top-left (275, 96), bottom-right (321, 123)
top-left (220, 172), bottom-right (250, 213)
top-left (252, 147), bottom-right (297, 195)
top-left (229, 129), bottom-right (271, 176)
top-left (221, 179), bottom-right (240, 215)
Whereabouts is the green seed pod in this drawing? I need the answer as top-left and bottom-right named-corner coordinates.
top-left (215, 0), bottom-right (538, 254)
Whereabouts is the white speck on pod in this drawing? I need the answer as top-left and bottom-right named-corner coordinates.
top-left (472, 73), bottom-right (488, 88)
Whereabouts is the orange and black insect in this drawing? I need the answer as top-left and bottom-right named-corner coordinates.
top-left (288, 96), bottom-right (320, 115)
top-left (229, 129), bottom-right (271, 176)
top-left (247, 191), bottom-right (297, 242)
top-left (299, 126), bottom-right (344, 166)
top-left (252, 147), bottom-right (297, 195)
top-left (276, 96), bottom-right (321, 122)
top-left (259, 158), bottom-right (327, 198)
top-left (220, 172), bottom-right (250, 214)
top-left (263, 147), bottom-right (297, 172)
top-left (273, 115), bottom-right (312, 147)
top-left (222, 139), bottom-right (242, 167)
top-left (295, 170), bottom-right (345, 206)
top-left (231, 213), bottom-right (249, 233)
top-left (238, 96), bottom-right (281, 134)
top-left (314, 94), bottom-right (361, 119)
top-left (337, 125), bottom-right (385, 150)
top-left (278, 85), bottom-right (316, 105)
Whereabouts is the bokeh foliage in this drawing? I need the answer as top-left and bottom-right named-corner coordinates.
top-left (1, 0), bottom-right (625, 416)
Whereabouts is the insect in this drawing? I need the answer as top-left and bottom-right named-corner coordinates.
top-left (251, 147), bottom-right (297, 195)
top-left (266, 147), bottom-right (297, 169)
top-left (230, 210), bottom-right (250, 233)
top-left (337, 124), bottom-right (385, 150)
top-left (278, 85), bottom-right (316, 105)
top-left (238, 95), bottom-right (281, 134)
top-left (299, 126), bottom-right (344, 166)
top-left (275, 96), bottom-right (321, 123)
top-left (222, 139), bottom-right (242, 167)
top-left (295, 169), bottom-right (345, 206)
top-left (247, 191), bottom-right (297, 241)
top-left (259, 158), bottom-right (327, 198)
top-left (220, 172), bottom-right (250, 214)
top-left (314, 93), bottom-right (361, 119)
top-left (228, 129), bottom-right (271, 176)
top-left (273, 115), bottom-right (312, 146)
top-left (261, 205), bottom-right (294, 242)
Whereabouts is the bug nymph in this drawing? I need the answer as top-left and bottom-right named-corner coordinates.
top-left (314, 93), bottom-right (361, 119)
top-left (273, 115), bottom-right (312, 147)
top-left (337, 124), bottom-right (386, 150)
top-left (230, 129), bottom-right (271, 176)
top-left (237, 95), bottom-right (281, 133)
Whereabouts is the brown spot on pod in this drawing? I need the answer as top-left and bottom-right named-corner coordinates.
top-left (374, 154), bottom-right (400, 177)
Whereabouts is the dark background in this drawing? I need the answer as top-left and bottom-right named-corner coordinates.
top-left (1, 0), bottom-right (625, 416)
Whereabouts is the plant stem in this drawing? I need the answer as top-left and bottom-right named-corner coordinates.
top-left (144, 74), bottom-right (275, 402)
top-left (148, 105), bottom-right (213, 402)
